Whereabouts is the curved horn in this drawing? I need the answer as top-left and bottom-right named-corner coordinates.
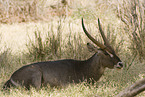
top-left (98, 18), bottom-right (115, 54)
top-left (98, 18), bottom-right (110, 46)
top-left (82, 18), bottom-right (106, 50)
top-left (82, 18), bottom-right (115, 54)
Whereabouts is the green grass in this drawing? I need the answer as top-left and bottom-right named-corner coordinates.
top-left (0, 0), bottom-right (145, 96)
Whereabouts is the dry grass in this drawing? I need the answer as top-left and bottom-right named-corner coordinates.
top-left (0, 62), bottom-right (144, 97)
top-left (0, 0), bottom-right (144, 96)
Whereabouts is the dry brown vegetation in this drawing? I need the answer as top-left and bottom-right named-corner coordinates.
top-left (0, 0), bottom-right (144, 96)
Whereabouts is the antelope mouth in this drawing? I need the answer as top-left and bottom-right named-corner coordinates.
top-left (115, 62), bottom-right (123, 69)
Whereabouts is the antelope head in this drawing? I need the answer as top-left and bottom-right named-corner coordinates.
top-left (82, 18), bottom-right (123, 69)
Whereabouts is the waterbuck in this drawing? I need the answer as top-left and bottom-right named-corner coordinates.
top-left (3, 18), bottom-right (123, 90)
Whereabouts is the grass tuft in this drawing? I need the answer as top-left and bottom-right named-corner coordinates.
top-left (0, 0), bottom-right (145, 97)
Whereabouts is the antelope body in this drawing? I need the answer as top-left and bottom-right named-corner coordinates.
top-left (3, 18), bottom-right (123, 89)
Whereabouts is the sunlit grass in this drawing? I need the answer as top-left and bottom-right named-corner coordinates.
top-left (1, 62), bottom-right (144, 97)
top-left (0, 0), bottom-right (144, 97)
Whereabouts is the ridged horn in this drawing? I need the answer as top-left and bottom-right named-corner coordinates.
top-left (82, 18), bottom-right (115, 54)
top-left (82, 18), bottom-right (106, 50)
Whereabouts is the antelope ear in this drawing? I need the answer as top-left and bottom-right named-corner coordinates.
top-left (87, 43), bottom-right (98, 52)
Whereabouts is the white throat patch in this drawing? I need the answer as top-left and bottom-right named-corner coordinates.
top-left (106, 51), bottom-right (114, 58)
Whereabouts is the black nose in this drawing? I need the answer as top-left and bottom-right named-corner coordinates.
top-left (119, 62), bottom-right (123, 67)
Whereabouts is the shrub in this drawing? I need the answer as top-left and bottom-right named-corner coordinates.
top-left (116, 0), bottom-right (145, 61)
